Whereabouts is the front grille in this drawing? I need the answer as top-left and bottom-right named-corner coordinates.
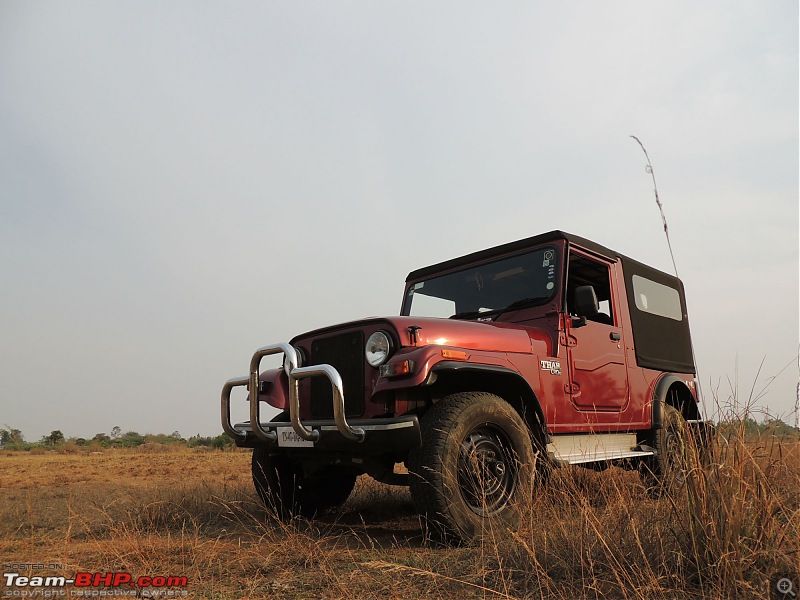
top-left (309, 331), bottom-right (365, 419)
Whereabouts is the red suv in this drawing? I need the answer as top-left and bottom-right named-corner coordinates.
top-left (222, 231), bottom-right (710, 541)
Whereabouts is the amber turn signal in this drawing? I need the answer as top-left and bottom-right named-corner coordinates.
top-left (441, 349), bottom-right (467, 361)
top-left (379, 359), bottom-right (415, 378)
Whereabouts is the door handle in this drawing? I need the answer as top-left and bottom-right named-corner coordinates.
top-left (610, 332), bottom-right (621, 341)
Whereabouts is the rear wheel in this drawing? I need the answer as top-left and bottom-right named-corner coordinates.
top-left (641, 402), bottom-right (693, 494)
top-left (252, 448), bottom-right (356, 518)
top-left (408, 392), bottom-right (536, 542)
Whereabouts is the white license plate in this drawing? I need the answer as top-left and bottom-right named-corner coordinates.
top-left (276, 427), bottom-right (315, 448)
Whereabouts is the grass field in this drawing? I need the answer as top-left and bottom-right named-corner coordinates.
top-left (1, 432), bottom-right (798, 599)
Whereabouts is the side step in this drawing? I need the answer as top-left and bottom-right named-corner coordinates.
top-left (547, 433), bottom-right (654, 466)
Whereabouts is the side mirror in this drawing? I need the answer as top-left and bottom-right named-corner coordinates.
top-left (571, 315), bottom-right (588, 328)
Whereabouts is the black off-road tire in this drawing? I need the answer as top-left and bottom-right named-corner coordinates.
top-left (252, 448), bottom-right (356, 519)
top-left (408, 392), bottom-right (536, 543)
top-left (640, 402), bottom-right (693, 495)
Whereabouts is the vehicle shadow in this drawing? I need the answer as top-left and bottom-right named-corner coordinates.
top-left (314, 476), bottom-right (425, 548)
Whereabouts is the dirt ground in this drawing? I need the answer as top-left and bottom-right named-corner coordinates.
top-left (1, 440), bottom-right (798, 599)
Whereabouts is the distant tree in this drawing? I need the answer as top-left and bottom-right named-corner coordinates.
top-left (742, 416), bottom-right (760, 435)
top-left (111, 426), bottom-right (121, 440)
top-left (0, 426), bottom-right (25, 449)
top-left (144, 432), bottom-right (186, 445)
top-left (719, 414), bottom-right (800, 440)
top-left (187, 434), bottom-right (211, 448)
top-left (92, 433), bottom-right (111, 447)
top-left (118, 431), bottom-right (145, 448)
top-left (763, 418), bottom-right (800, 438)
top-left (210, 434), bottom-right (234, 450)
top-left (40, 430), bottom-right (64, 448)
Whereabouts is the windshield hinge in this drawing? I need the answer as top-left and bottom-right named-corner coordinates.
top-left (559, 333), bottom-right (577, 347)
top-left (408, 325), bottom-right (422, 346)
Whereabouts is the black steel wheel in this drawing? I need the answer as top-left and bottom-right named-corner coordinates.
top-left (641, 401), bottom-right (693, 495)
top-left (408, 392), bottom-right (537, 542)
top-left (457, 425), bottom-right (518, 515)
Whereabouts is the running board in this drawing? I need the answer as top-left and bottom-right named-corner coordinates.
top-left (547, 433), bottom-right (655, 465)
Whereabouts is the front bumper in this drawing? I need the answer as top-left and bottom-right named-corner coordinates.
top-left (221, 342), bottom-right (420, 451)
top-left (230, 416), bottom-right (421, 451)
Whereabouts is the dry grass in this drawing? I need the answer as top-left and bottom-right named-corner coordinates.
top-left (1, 432), bottom-right (798, 599)
top-left (500, 432), bottom-right (800, 599)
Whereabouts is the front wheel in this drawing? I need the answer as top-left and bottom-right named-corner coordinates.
top-left (408, 392), bottom-right (537, 542)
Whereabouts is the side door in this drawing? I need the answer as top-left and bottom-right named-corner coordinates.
top-left (564, 250), bottom-right (629, 411)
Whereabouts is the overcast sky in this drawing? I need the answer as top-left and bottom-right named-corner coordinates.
top-left (1, 2), bottom-right (797, 442)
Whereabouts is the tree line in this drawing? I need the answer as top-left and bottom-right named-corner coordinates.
top-left (0, 425), bottom-right (234, 451)
top-left (2, 416), bottom-right (795, 452)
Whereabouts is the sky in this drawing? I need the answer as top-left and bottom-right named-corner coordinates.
top-left (1, 2), bottom-right (797, 442)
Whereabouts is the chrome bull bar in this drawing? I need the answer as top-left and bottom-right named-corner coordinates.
top-left (221, 342), bottom-right (366, 444)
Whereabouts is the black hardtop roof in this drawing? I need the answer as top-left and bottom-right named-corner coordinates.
top-left (406, 230), bottom-right (680, 284)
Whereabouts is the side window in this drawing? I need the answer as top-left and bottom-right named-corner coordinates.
top-left (631, 275), bottom-right (683, 321)
top-left (567, 252), bottom-right (615, 325)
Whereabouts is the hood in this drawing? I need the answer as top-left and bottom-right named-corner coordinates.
top-left (291, 315), bottom-right (539, 354)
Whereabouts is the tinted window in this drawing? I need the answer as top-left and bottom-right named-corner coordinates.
top-left (632, 275), bottom-right (683, 321)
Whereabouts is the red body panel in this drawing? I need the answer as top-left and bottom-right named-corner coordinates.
top-left (292, 316), bottom-right (542, 354)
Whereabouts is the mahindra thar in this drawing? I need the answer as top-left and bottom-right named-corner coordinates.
top-left (221, 230), bottom-right (710, 541)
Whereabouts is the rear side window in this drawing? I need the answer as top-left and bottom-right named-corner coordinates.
top-left (632, 275), bottom-right (683, 321)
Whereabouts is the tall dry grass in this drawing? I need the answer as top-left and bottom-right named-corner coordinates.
top-left (1, 414), bottom-right (797, 598)
top-left (491, 430), bottom-right (799, 599)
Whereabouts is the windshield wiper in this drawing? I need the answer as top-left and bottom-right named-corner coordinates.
top-left (492, 296), bottom-right (550, 319)
top-left (449, 297), bottom-right (549, 321)
top-left (449, 309), bottom-right (493, 320)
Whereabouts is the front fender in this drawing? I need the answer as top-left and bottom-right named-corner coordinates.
top-left (255, 367), bottom-right (291, 411)
top-left (371, 346), bottom-right (452, 395)
top-left (373, 346), bottom-right (531, 394)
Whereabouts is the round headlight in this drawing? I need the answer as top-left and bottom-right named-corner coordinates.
top-left (293, 346), bottom-right (305, 368)
top-left (284, 346), bottom-right (305, 371)
top-left (365, 331), bottom-right (392, 367)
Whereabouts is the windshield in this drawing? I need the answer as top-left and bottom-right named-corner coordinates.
top-left (403, 246), bottom-right (559, 319)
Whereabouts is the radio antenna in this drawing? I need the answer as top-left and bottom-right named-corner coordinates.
top-left (630, 135), bottom-right (680, 277)
top-left (796, 348), bottom-right (799, 430)
top-left (631, 136), bottom-right (707, 412)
